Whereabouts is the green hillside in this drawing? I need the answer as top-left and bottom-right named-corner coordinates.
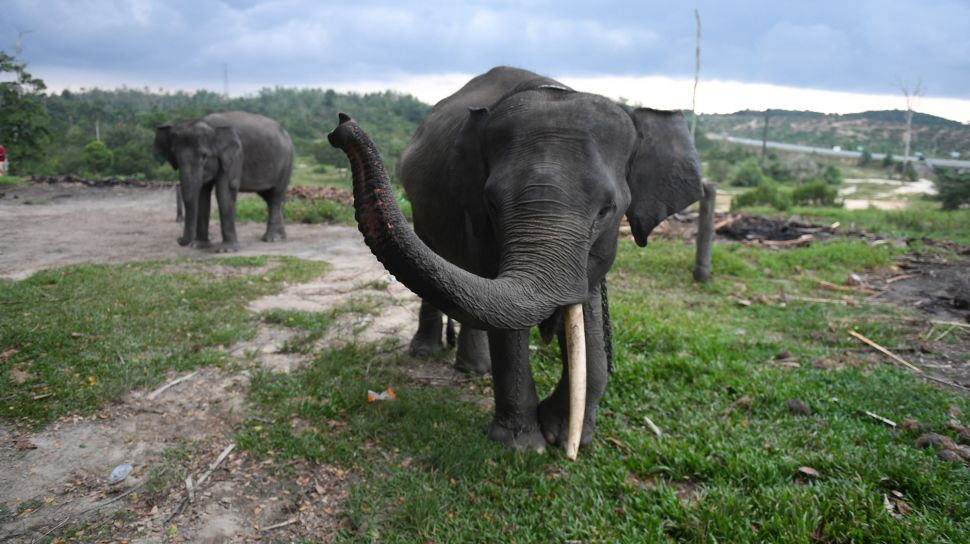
top-left (699, 109), bottom-right (970, 159)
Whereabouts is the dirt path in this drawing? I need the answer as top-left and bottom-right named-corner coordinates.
top-left (0, 183), bottom-right (422, 542)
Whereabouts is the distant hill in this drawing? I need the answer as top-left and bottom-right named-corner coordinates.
top-left (698, 110), bottom-right (969, 159)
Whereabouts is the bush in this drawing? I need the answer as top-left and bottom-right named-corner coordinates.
top-left (731, 157), bottom-right (765, 187)
top-left (858, 149), bottom-right (872, 167)
top-left (792, 180), bottom-right (840, 207)
top-left (882, 151), bottom-right (895, 168)
top-left (705, 159), bottom-right (730, 183)
top-left (937, 168), bottom-right (970, 210)
top-left (821, 164), bottom-right (843, 185)
top-left (82, 140), bottom-right (113, 175)
top-left (731, 182), bottom-right (791, 211)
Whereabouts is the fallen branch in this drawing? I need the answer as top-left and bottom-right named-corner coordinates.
top-left (813, 278), bottom-right (880, 296)
top-left (785, 295), bottom-right (849, 306)
top-left (864, 410), bottom-right (897, 428)
top-left (886, 273), bottom-right (922, 284)
top-left (930, 320), bottom-right (970, 329)
top-left (260, 518), bottom-right (298, 532)
top-left (643, 415), bottom-right (662, 438)
top-left (849, 331), bottom-right (922, 373)
top-left (146, 370), bottom-right (199, 400)
top-left (166, 443), bottom-right (235, 523)
top-left (31, 480), bottom-right (147, 544)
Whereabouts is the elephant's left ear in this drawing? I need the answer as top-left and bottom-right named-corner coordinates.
top-left (215, 127), bottom-right (243, 190)
top-left (625, 108), bottom-right (703, 247)
top-left (153, 125), bottom-right (177, 170)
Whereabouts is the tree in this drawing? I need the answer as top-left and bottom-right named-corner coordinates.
top-left (731, 157), bottom-right (765, 187)
top-left (83, 140), bottom-right (113, 175)
top-left (882, 151), bottom-right (895, 168)
top-left (858, 149), bottom-right (872, 167)
top-left (821, 164), bottom-right (843, 185)
top-left (897, 79), bottom-right (923, 165)
top-left (937, 168), bottom-right (970, 210)
top-left (0, 51), bottom-right (51, 173)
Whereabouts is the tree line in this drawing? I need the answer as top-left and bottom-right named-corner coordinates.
top-left (0, 51), bottom-right (428, 179)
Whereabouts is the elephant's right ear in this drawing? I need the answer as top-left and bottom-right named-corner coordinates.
top-left (153, 125), bottom-right (178, 170)
top-left (625, 108), bottom-right (704, 247)
top-left (454, 107), bottom-right (490, 237)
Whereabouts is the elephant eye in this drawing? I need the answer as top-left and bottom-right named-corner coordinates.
top-left (597, 203), bottom-right (615, 219)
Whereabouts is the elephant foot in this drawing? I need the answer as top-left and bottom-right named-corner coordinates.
top-left (262, 230), bottom-right (286, 242)
top-left (537, 396), bottom-right (595, 449)
top-left (215, 242), bottom-right (240, 253)
top-left (454, 353), bottom-right (490, 375)
top-left (177, 236), bottom-right (191, 247)
top-left (486, 419), bottom-right (546, 453)
top-left (408, 336), bottom-right (445, 358)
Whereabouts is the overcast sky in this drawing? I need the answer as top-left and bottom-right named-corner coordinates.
top-left (4, 0), bottom-right (970, 121)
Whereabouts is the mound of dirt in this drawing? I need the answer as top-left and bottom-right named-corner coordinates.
top-left (289, 185), bottom-right (353, 205)
top-left (714, 214), bottom-right (835, 242)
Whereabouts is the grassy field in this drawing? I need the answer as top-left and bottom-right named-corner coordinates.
top-left (234, 238), bottom-right (969, 542)
top-left (3, 210), bottom-right (969, 541)
top-left (0, 175), bottom-right (22, 186)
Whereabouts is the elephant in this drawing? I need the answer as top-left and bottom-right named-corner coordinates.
top-left (329, 67), bottom-right (702, 454)
top-left (153, 111), bottom-right (294, 251)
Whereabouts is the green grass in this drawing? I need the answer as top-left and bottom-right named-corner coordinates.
top-left (0, 256), bottom-right (327, 428)
top-left (238, 238), bottom-right (970, 542)
top-left (290, 158), bottom-right (350, 187)
top-left (234, 193), bottom-right (356, 225)
top-left (0, 175), bottom-right (22, 186)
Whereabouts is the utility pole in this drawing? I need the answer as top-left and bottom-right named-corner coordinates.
top-left (897, 79), bottom-right (922, 167)
top-left (223, 62), bottom-right (230, 99)
top-left (14, 29), bottom-right (33, 57)
top-left (760, 111), bottom-right (770, 167)
top-left (690, 9), bottom-right (701, 140)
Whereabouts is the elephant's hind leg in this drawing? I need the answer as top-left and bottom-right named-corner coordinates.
top-left (408, 300), bottom-right (447, 357)
top-left (259, 187), bottom-right (287, 242)
top-left (454, 327), bottom-right (490, 374)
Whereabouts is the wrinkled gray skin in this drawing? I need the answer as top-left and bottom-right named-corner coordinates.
top-left (329, 67), bottom-right (702, 452)
top-left (154, 111), bottom-right (294, 251)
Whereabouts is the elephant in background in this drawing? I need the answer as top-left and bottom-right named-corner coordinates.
top-left (329, 67), bottom-right (702, 452)
top-left (154, 111), bottom-right (294, 251)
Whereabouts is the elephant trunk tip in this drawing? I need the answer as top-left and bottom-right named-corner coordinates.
top-left (328, 113), bottom-right (358, 148)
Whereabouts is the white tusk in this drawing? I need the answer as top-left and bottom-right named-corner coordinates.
top-left (564, 303), bottom-right (586, 460)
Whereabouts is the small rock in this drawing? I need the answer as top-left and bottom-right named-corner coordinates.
top-left (938, 450), bottom-right (964, 463)
top-left (916, 433), bottom-right (958, 450)
top-left (786, 399), bottom-right (813, 416)
top-left (107, 463), bottom-right (133, 485)
top-left (732, 396), bottom-right (753, 410)
top-left (901, 418), bottom-right (927, 432)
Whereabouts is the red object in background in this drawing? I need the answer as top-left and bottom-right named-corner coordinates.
top-left (0, 145), bottom-right (6, 162)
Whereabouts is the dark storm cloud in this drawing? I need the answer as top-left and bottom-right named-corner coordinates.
top-left (2, 0), bottom-right (968, 98)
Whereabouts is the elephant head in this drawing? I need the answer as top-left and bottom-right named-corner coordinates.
top-left (329, 92), bottom-right (702, 333)
top-left (154, 122), bottom-right (242, 246)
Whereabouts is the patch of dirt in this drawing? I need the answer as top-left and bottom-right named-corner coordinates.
top-left (0, 182), bottom-right (416, 542)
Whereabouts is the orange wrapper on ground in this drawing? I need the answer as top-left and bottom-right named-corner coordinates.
top-left (367, 388), bottom-right (397, 402)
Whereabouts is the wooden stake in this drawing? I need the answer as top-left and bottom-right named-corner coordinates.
top-left (564, 304), bottom-right (586, 461)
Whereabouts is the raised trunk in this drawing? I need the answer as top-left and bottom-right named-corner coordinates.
top-left (329, 114), bottom-right (584, 330)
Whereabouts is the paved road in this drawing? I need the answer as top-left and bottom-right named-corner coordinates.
top-left (707, 134), bottom-right (970, 169)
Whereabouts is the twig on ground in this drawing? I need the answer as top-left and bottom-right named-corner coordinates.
top-left (185, 476), bottom-right (195, 504)
top-left (886, 273), bottom-right (922, 284)
top-left (786, 295), bottom-right (849, 306)
top-left (849, 331), bottom-right (923, 373)
top-left (260, 518), bottom-right (298, 532)
top-left (166, 443), bottom-right (236, 523)
top-left (146, 370), bottom-right (199, 400)
top-left (935, 325), bottom-right (957, 342)
top-left (864, 410), bottom-right (897, 428)
top-left (813, 278), bottom-right (880, 296)
top-left (930, 320), bottom-right (970, 329)
top-left (643, 415), bottom-right (662, 438)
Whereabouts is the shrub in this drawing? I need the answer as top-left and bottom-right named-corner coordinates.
top-left (82, 140), bottom-right (113, 175)
top-left (705, 159), bottom-right (730, 183)
top-left (792, 180), bottom-right (840, 207)
top-left (731, 182), bottom-right (791, 211)
top-left (882, 151), bottom-right (895, 168)
top-left (858, 149), bottom-right (872, 167)
top-left (821, 164), bottom-right (843, 185)
top-left (937, 168), bottom-right (970, 210)
top-left (731, 157), bottom-right (765, 187)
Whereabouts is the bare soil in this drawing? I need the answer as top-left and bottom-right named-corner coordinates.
top-left (0, 182), bottom-right (420, 542)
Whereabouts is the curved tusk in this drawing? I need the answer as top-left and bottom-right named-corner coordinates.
top-left (564, 303), bottom-right (586, 460)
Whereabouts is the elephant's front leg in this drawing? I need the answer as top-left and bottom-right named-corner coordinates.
top-left (215, 181), bottom-right (240, 252)
top-left (192, 182), bottom-right (215, 249)
top-left (538, 283), bottom-right (609, 449)
top-left (486, 328), bottom-right (546, 451)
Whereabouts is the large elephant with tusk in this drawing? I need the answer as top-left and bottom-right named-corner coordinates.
top-left (329, 67), bottom-right (702, 458)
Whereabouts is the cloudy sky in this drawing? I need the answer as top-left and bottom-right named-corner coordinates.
top-left (4, 0), bottom-right (970, 121)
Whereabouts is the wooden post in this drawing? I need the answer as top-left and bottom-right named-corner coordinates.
top-left (693, 182), bottom-right (716, 283)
